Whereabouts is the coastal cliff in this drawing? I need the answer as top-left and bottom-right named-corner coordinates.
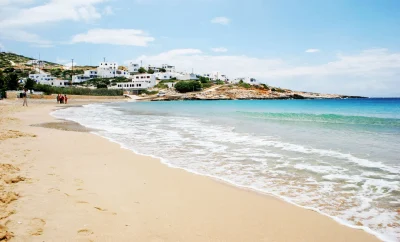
top-left (149, 85), bottom-right (365, 101)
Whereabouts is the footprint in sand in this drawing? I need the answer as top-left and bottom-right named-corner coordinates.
top-left (47, 188), bottom-right (60, 193)
top-left (77, 229), bottom-right (93, 236)
top-left (76, 201), bottom-right (89, 204)
top-left (29, 218), bottom-right (46, 236)
top-left (74, 179), bottom-right (84, 186)
top-left (94, 207), bottom-right (107, 212)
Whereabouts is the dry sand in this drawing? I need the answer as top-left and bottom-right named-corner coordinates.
top-left (0, 99), bottom-right (380, 242)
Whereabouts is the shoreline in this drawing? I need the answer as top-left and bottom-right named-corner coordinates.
top-left (1, 99), bottom-right (381, 241)
top-left (55, 107), bottom-right (386, 242)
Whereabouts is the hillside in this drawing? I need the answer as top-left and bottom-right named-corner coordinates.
top-left (0, 52), bottom-right (60, 69)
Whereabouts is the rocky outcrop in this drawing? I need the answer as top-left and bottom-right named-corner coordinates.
top-left (149, 85), bottom-right (366, 101)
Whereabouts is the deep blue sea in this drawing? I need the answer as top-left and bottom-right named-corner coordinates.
top-left (53, 98), bottom-right (400, 241)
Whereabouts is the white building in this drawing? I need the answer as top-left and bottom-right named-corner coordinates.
top-left (29, 73), bottom-right (55, 83)
top-left (162, 64), bottom-right (176, 73)
top-left (155, 72), bottom-right (181, 80)
top-left (148, 66), bottom-right (161, 73)
top-left (26, 60), bottom-right (45, 66)
top-left (177, 73), bottom-right (199, 81)
top-left (110, 74), bottom-right (157, 90)
top-left (231, 77), bottom-right (259, 85)
top-left (97, 62), bottom-right (118, 78)
top-left (29, 74), bottom-right (68, 87)
top-left (202, 72), bottom-right (228, 81)
top-left (128, 62), bottom-right (140, 73)
top-left (84, 70), bottom-right (98, 78)
top-left (72, 75), bottom-right (92, 83)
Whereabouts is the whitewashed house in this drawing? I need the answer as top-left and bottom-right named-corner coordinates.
top-left (26, 60), bottom-right (45, 66)
top-left (97, 62), bottom-right (118, 78)
top-left (177, 73), bottom-right (199, 81)
top-left (72, 75), bottom-right (92, 83)
top-left (84, 70), bottom-right (98, 78)
top-left (148, 65), bottom-right (161, 73)
top-left (231, 77), bottom-right (259, 85)
top-left (110, 74), bottom-right (157, 90)
top-left (162, 64), bottom-right (176, 73)
top-left (202, 72), bottom-right (228, 81)
top-left (128, 62), bottom-right (140, 73)
top-left (155, 72), bottom-right (181, 80)
top-left (29, 73), bottom-right (54, 82)
top-left (29, 74), bottom-right (68, 87)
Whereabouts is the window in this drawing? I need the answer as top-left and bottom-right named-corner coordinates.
top-left (147, 76), bottom-right (150, 78)
top-left (60, 82), bottom-right (62, 85)
top-left (51, 82), bottom-right (53, 85)
top-left (136, 76), bottom-right (139, 79)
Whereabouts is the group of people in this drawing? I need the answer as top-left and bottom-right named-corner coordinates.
top-left (57, 94), bottom-right (68, 104)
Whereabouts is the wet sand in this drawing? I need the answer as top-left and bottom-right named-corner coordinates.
top-left (0, 99), bottom-right (380, 241)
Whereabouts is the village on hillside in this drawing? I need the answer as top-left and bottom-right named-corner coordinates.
top-left (0, 52), bottom-right (363, 100)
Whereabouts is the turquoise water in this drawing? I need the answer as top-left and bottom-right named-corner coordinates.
top-left (53, 98), bottom-right (400, 241)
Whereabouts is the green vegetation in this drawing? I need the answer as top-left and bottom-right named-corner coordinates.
top-left (34, 84), bottom-right (123, 96)
top-left (238, 80), bottom-right (251, 89)
top-left (147, 69), bottom-right (155, 74)
top-left (198, 76), bottom-right (214, 89)
top-left (0, 70), bottom-right (6, 98)
top-left (139, 89), bottom-right (158, 95)
top-left (0, 52), bottom-right (59, 68)
top-left (271, 87), bottom-right (286, 93)
top-left (174, 80), bottom-right (202, 93)
top-left (261, 84), bottom-right (270, 90)
top-left (159, 68), bottom-right (166, 73)
top-left (138, 67), bottom-right (147, 74)
top-left (5, 73), bottom-right (19, 90)
top-left (215, 80), bottom-right (225, 85)
top-left (24, 78), bottom-right (35, 90)
top-left (0, 52), bottom-right (33, 68)
top-left (154, 83), bottom-right (168, 89)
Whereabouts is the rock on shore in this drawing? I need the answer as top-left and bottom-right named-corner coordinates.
top-left (150, 85), bottom-right (365, 101)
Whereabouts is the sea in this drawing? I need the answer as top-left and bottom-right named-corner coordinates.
top-left (52, 98), bottom-right (400, 241)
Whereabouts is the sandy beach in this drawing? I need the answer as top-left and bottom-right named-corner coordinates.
top-left (0, 98), bottom-right (380, 242)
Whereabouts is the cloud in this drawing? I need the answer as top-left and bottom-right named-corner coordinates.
top-left (0, 0), bottom-right (106, 28)
top-left (103, 5), bottom-right (113, 15)
top-left (211, 17), bottom-right (230, 25)
top-left (0, 0), bottom-right (107, 46)
top-left (0, 0), bottom-right (34, 7)
top-left (305, 48), bottom-right (320, 53)
top-left (0, 28), bottom-right (53, 46)
top-left (71, 29), bottom-right (155, 46)
top-left (128, 48), bottom-right (400, 96)
top-left (211, 47), bottom-right (228, 53)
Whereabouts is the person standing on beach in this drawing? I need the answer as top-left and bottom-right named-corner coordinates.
top-left (60, 94), bottom-right (64, 104)
top-left (57, 94), bottom-right (60, 104)
top-left (64, 94), bottom-right (68, 104)
top-left (22, 89), bottom-right (28, 107)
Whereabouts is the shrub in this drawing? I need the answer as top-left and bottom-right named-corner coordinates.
top-left (202, 82), bottom-right (212, 89)
top-left (34, 84), bottom-right (122, 96)
top-left (24, 78), bottom-right (36, 90)
top-left (139, 90), bottom-right (158, 95)
top-left (155, 83), bottom-right (168, 89)
top-left (174, 80), bottom-right (202, 93)
top-left (138, 67), bottom-right (147, 73)
top-left (96, 83), bottom-right (108, 89)
top-left (261, 84), bottom-right (270, 90)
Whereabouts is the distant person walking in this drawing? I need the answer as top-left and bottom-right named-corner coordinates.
top-left (22, 89), bottom-right (28, 107)
top-left (57, 94), bottom-right (60, 104)
top-left (64, 94), bottom-right (68, 104)
top-left (60, 94), bottom-right (64, 104)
